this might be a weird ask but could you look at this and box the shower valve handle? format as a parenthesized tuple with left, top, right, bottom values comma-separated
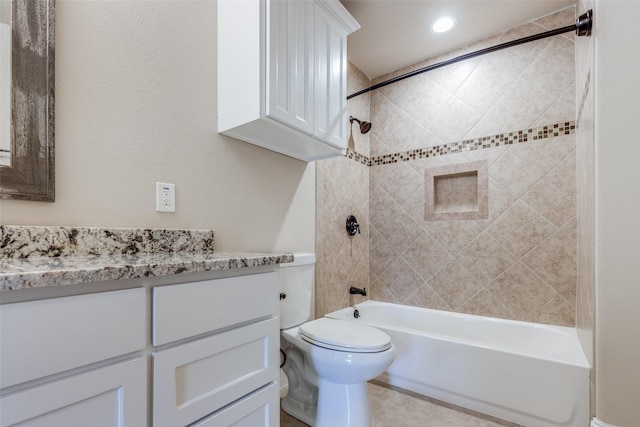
(346, 215, 361, 236)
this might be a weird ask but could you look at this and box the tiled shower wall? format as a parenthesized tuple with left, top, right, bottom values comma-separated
(317, 7, 578, 326)
(315, 62, 371, 317)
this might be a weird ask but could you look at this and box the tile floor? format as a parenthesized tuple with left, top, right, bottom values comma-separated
(280, 381, 522, 427)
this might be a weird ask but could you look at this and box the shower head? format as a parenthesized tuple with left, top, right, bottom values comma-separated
(349, 116, 372, 134)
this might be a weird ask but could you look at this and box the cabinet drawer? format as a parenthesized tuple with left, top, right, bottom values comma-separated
(152, 318, 279, 427)
(0, 288, 146, 389)
(152, 272, 277, 346)
(0, 357, 147, 427)
(191, 382, 279, 427)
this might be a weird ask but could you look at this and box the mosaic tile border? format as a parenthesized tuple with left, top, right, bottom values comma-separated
(345, 121, 576, 167)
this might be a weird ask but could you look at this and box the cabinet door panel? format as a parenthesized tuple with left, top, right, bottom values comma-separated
(314, 2, 348, 149)
(153, 318, 279, 427)
(153, 272, 277, 346)
(0, 357, 147, 427)
(267, 0, 314, 134)
(191, 383, 279, 427)
(0, 288, 146, 389)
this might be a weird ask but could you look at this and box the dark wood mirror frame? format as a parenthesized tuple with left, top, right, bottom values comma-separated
(0, 0, 55, 202)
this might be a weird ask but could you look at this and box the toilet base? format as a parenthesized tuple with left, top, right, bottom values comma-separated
(315, 379, 371, 427)
(281, 396, 316, 426)
(281, 346, 318, 425)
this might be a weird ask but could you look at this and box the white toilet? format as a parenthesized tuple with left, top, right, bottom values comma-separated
(279, 253, 395, 427)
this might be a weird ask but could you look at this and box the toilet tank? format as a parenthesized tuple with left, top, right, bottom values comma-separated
(279, 253, 316, 329)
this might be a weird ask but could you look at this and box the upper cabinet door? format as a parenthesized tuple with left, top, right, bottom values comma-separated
(267, 0, 314, 135)
(314, 2, 348, 149)
(218, 0, 359, 162)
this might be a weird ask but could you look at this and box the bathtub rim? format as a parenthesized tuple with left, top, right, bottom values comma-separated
(326, 300, 590, 369)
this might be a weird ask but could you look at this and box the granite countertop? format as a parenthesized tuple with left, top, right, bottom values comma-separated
(0, 226, 294, 291)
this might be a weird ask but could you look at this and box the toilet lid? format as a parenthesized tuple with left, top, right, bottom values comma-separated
(299, 318, 392, 353)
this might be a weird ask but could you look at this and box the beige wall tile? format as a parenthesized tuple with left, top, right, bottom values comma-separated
(489, 144, 555, 197)
(483, 77, 557, 131)
(379, 257, 426, 303)
(370, 274, 399, 303)
(428, 97, 483, 143)
(487, 200, 556, 257)
(371, 161, 423, 207)
(456, 231, 517, 284)
(369, 226, 399, 277)
(454, 60, 519, 114)
(404, 284, 451, 311)
(422, 220, 484, 256)
(522, 149, 577, 227)
(428, 260, 484, 309)
(521, 37, 575, 97)
(528, 133, 576, 163)
(534, 5, 576, 41)
(379, 73, 451, 130)
(487, 261, 559, 320)
(402, 231, 453, 282)
(522, 230, 577, 301)
(370, 187, 422, 255)
(474, 177, 518, 229)
(458, 289, 513, 319)
(560, 216, 578, 241)
(427, 58, 480, 94)
(529, 295, 575, 326)
(486, 23, 551, 75)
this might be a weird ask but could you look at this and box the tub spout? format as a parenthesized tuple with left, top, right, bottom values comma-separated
(350, 286, 367, 296)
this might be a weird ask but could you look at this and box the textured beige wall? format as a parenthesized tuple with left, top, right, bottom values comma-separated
(593, 1, 640, 425)
(368, 8, 578, 326)
(0, 1, 315, 253)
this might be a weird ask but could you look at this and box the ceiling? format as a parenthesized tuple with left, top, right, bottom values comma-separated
(340, 0, 576, 79)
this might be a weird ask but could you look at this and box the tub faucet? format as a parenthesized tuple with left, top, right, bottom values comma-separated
(349, 286, 367, 296)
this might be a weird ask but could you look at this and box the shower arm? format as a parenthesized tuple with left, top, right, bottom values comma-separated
(347, 10, 593, 100)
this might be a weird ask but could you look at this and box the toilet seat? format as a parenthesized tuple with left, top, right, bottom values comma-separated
(299, 318, 392, 353)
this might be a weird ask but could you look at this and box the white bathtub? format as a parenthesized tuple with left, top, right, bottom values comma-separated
(326, 301, 590, 427)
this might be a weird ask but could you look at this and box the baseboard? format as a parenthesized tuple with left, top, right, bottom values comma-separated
(592, 418, 617, 427)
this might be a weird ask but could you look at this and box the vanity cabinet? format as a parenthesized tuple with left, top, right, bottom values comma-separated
(0, 270, 280, 427)
(0, 358, 147, 427)
(151, 272, 280, 427)
(0, 288, 148, 427)
(218, 0, 360, 162)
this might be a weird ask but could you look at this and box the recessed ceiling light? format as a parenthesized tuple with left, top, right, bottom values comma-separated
(432, 16, 456, 33)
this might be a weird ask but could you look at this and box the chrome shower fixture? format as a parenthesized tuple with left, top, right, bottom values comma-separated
(349, 116, 372, 134)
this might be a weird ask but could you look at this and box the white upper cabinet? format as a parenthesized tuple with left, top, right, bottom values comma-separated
(314, 2, 349, 148)
(218, 0, 359, 162)
(267, 0, 314, 135)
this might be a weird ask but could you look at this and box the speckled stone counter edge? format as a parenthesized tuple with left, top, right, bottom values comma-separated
(0, 225, 215, 258)
(0, 226, 294, 291)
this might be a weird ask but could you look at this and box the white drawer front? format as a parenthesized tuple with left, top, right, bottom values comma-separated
(152, 318, 279, 427)
(0, 288, 146, 389)
(191, 383, 279, 427)
(152, 272, 277, 346)
(0, 357, 147, 427)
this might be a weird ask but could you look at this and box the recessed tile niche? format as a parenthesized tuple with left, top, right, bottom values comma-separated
(425, 160, 488, 220)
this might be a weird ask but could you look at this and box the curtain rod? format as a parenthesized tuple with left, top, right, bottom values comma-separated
(347, 9, 593, 100)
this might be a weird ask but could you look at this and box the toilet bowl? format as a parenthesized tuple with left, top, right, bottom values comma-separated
(279, 254, 395, 427)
